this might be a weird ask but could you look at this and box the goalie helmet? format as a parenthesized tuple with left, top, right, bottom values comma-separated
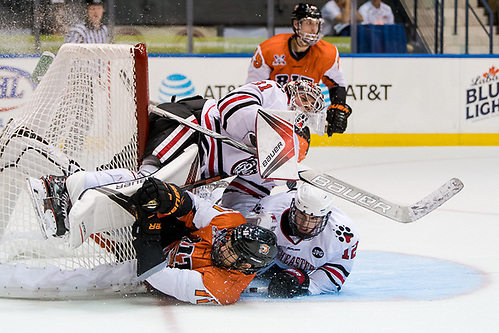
(289, 183, 334, 240)
(291, 3, 324, 46)
(212, 223, 277, 275)
(283, 80, 326, 135)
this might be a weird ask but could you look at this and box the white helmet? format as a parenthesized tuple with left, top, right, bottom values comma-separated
(289, 183, 334, 239)
(283, 80, 326, 135)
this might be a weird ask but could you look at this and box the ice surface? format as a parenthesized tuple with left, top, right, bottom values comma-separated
(1, 146, 498, 333)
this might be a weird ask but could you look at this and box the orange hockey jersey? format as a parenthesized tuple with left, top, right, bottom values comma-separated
(247, 33, 346, 89)
(145, 196, 254, 305)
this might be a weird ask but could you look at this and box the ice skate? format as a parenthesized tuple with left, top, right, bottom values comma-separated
(26, 175, 71, 238)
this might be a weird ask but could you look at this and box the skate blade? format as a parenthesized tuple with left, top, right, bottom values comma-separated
(25, 177, 57, 239)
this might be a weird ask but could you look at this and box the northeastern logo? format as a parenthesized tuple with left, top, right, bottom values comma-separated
(231, 157, 258, 176)
(466, 65, 499, 121)
(0, 66, 37, 113)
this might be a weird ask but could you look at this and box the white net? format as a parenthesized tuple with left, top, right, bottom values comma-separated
(0, 43, 148, 298)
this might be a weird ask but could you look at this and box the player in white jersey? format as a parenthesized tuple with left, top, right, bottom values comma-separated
(28, 80, 326, 237)
(249, 182, 359, 297)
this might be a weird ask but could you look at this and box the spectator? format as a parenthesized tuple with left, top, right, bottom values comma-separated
(64, 0, 111, 43)
(41, 0, 69, 35)
(358, 0, 395, 25)
(321, 0, 363, 36)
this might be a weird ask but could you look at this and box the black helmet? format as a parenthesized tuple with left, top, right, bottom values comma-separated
(291, 4, 324, 46)
(212, 223, 278, 275)
(291, 3, 322, 21)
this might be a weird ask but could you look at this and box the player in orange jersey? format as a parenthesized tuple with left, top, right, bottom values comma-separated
(247, 3, 352, 136)
(130, 177, 278, 305)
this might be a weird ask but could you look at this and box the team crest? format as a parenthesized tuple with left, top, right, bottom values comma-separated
(259, 244, 271, 255)
(231, 157, 258, 176)
(272, 54, 286, 66)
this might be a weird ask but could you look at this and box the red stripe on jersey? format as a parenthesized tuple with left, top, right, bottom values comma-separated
(218, 95, 252, 114)
(156, 117, 198, 160)
(322, 265, 346, 284)
(229, 181, 262, 198)
(204, 105, 217, 177)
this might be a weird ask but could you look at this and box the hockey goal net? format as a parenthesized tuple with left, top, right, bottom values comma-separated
(0, 43, 149, 298)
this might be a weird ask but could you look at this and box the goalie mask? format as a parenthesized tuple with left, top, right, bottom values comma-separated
(291, 3, 324, 46)
(289, 183, 334, 240)
(283, 80, 326, 135)
(212, 223, 277, 275)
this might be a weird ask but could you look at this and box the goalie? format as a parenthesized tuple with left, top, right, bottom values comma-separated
(27, 79, 326, 240)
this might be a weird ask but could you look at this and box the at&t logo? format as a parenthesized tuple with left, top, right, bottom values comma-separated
(158, 74, 195, 102)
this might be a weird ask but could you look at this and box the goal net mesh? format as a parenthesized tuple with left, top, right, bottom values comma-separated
(0, 43, 148, 298)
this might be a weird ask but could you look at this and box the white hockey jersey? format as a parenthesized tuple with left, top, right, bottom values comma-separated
(254, 189, 359, 295)
(199, 80, 293, 213)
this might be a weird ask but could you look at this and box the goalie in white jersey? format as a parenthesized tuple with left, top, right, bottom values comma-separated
(27, 79, 327, 239)
(250, 182, 359, 297)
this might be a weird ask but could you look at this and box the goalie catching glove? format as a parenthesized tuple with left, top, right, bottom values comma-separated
(268, 268, 310, 298)
(326, 103, 352, 136)
(131, 177, 192, 217)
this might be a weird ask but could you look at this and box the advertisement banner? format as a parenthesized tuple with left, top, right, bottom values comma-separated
(2, 54, 498, 145)
(0, 57, 38, 129)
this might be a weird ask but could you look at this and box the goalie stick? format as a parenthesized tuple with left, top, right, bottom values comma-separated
(149, 105, 464, 223)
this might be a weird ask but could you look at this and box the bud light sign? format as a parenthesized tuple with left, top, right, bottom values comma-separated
(466, 66, 499, 121)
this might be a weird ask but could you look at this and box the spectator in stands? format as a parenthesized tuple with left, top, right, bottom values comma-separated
(64, 0, 111, 43)
(321, 0, 363, 36)
(41, 0, 69, 35)
(358, 0, 395, 25)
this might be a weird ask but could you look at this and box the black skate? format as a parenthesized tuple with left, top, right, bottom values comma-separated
(26, 175, 72, 238)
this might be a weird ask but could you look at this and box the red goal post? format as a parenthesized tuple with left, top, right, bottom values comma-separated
(0, 43, 149, 299)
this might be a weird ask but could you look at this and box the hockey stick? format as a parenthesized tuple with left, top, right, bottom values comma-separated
(149, 105, 257, 155)
(31, 51, 55, 84)
(299, 170, 464, 223)
(149, 105, 464, 223)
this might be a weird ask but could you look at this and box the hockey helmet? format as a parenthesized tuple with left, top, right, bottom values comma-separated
(212, 223, 277, 275)
(289, 183, 334, 239)
(291, 3, 324, 46)
(283, 80, 326, 135)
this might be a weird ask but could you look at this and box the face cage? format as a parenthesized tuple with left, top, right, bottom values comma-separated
(288, 83, 326, 135)
(288, 200, 330, 240)
(295, 18, 325, 46)
(211, 230, 259, 275)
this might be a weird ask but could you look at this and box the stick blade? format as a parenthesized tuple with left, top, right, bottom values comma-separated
(407, 178, 464, 222)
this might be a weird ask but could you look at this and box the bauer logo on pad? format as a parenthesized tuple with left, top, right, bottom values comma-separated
(256, 109, 298, 180)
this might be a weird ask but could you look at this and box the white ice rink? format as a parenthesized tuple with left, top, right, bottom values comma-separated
(1, 146, 498, 332)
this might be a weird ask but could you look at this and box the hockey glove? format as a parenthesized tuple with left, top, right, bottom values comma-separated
(326, 103, 352, 136)
(132, 213, 162, 241)
(268, 268, 310, 298)
(131, 178, 191, 216)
